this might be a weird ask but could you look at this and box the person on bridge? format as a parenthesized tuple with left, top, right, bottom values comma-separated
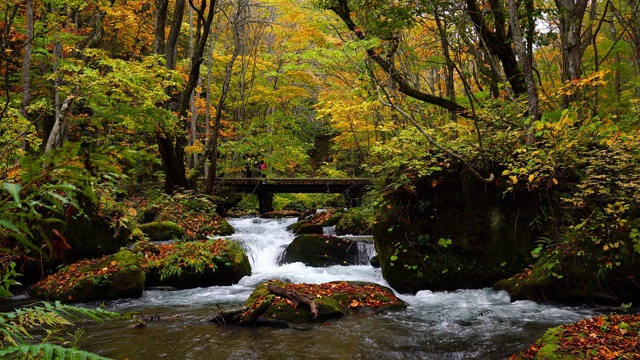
(258, 160, 266, 177)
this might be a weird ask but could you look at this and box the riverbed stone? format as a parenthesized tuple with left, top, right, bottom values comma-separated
(140, 239, 251, 289)
(31, 249, 145, 303)
(138, 221, 186, 241)
(280, 234, 361, 267)
(245, 280, 406, 324)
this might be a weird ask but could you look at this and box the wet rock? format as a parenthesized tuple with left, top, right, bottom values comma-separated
(494, 240, 640, 305)
(138, 221, 186, 241)
(140, 239, 251, 289)
(260, 210, 300, 219)
(373, 174, 537, 294)
(280, 234, 362, 267)
(370, 255, 380, 268)
(286, 208, 344, 235)
(243, 280, 406, 324)
(195, 218, 235, 239)
(31, 250, 145, 303)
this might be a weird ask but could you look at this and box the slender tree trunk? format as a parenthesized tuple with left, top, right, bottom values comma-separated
(434, 9, 457, 122)
(507, 0, 538, 144)
(45, 41, 70, 152)
(20, 0, 34, 120)
(555, 0, 591, 107)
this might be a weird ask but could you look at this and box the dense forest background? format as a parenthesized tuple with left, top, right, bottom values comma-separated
(2, 0, 640, 295)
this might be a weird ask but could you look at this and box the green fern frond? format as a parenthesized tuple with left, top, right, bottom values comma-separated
(0, 343, 111, 360)
(1, 302, 119, 352)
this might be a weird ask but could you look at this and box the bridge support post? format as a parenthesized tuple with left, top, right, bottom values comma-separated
(258, 191, 274, 213)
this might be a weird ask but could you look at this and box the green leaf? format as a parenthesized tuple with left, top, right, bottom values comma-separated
(2, 182, 22, 203)
(0, 219, 20, 233)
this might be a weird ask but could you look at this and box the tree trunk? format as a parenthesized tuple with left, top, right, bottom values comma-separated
(45, 41, 70, 152)
(507, 0, 538, 144)
(19, 0, 34, 120)
(555, 0, 591, 107)
(153, 0, 168, 54)
(434, 9, 457, 122)
(465, 0, 527, 96)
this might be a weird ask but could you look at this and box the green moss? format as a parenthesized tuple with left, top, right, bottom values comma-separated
(141, 239, 251, 289)
(138, 221, 185, 241)
(244, 280, 406, 324)
(31, 250, 145, 303)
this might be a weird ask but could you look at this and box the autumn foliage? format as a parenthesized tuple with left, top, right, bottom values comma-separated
(514, 314, 640, 359)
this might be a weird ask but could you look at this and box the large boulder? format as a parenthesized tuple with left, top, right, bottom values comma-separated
(139, 239, 251, 289)
(138, 221, 185, 241)
(280, 234, 364, 267)
(31, 249, 145, 303)
(61, 200, 131, 260)
(373, 174, 539, 294)
(244, 280, 406, 324)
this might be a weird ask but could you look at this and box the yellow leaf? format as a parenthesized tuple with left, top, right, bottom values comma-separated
(502, 170, 510, 176)
(603, 245, 609, 251)
(528, 174, 535, 183)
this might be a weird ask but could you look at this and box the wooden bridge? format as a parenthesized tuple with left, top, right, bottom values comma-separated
(213, 178, 373, 213)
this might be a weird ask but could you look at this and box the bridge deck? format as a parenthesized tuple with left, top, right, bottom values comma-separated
(213, 178, 372, 194)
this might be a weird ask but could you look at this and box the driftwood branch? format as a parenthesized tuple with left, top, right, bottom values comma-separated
(267, 284, 318, 318)
(237, 295, 274, 326)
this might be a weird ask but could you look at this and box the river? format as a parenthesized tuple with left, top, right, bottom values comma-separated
(77, 216, 606, 359)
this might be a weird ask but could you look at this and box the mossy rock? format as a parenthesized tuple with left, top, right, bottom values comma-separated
(335, 209, 372, 235)
(294, 221, 324, 235)
(211, 186, 243, 215)
(512, 314, 640, 359)
(59, 200, 130, 261)
(335, 220, 371, 236)
(196, 218, 235, 239)
(373, 174, 538, 293)
(138, 221, 186, 241)
(31, 250, 145, 303)
(245, 280, 406, 324)
(280, 234, 361, 267)
(141, 239, 251, 289)
(494, 239, 640, 304)
(287, 209, 345, 235)
(260, 210, 300, 219)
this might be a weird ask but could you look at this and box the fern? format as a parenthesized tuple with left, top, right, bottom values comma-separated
(1, 302, 118, 359)
(0, 343, 111, 360)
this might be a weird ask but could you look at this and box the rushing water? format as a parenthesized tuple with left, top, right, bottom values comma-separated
(77, 217, 605, 359)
